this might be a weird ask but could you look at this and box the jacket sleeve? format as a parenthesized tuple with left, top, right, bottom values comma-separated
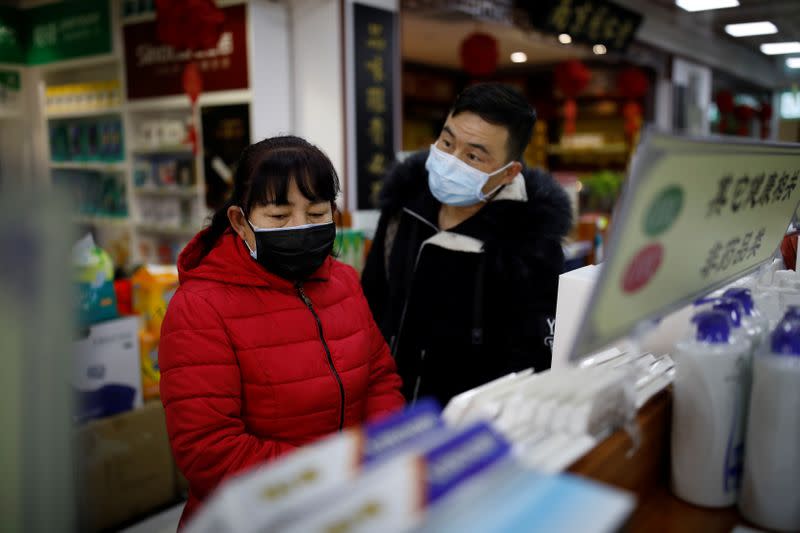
(363, 312, 405, 420)
(361, 209, 392, 327)
(159, 289, 295, 501)
(497, 238, 564, 373)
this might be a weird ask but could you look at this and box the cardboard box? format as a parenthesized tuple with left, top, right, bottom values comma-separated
(73, 316, 143, 423)
(75, 401, 177, 532)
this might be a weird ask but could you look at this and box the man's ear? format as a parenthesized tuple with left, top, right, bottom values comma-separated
(503, 161, 523, 184)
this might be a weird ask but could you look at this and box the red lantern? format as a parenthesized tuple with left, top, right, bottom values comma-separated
(459, 33, 499, 77)
(554, 60, 591, 137)
(758, 102, 773, 139)
(617, 67, 649, 100)
(716, 90, 734, 134)
(734, 104, 755, 136)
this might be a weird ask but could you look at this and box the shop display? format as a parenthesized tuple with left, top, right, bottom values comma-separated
(134, 118, 189, 150)
(50, 116, 124, 162)
(45, 81, 122, 115)
(75, 401, 176, 532)
(739, 314, 800, 532)
(72, 315, 142, 424)
(335, 229, 366, 272)
(140, 329, 160, 401)
(73, 233, 119, 327)
(134, 154, 196, 189)
(54, 170, 128, 218)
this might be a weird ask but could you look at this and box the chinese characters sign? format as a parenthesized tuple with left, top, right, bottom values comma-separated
(354, 3, 397, 209)
(524, 0, 642, 53)
(571, 131, 800, 360)
(0, 1, 110, 65)
(123, 4, 248, 100)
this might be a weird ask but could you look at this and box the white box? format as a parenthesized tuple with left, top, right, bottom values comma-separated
(552, 264, 600, 369)
(73, 316, 142, 423)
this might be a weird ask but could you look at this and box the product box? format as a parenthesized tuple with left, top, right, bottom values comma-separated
(140, 329, 160, 400)
(75, 401, 177, 532)
(132, 265, 179, 336)
(552, 264, 600, 368)
(73, 316, 143, 423)
(186, 400, 443, 533)
(74, 234, 119, 328)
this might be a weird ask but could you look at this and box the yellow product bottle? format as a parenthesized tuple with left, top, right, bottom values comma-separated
(140, 329, 161, 400)
(132, 265, 179, 336)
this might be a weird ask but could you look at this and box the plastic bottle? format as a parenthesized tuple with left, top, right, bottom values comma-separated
(738, 317, 800, 532)
(722, 288, 768, 349)
(671, 310, 752, 507)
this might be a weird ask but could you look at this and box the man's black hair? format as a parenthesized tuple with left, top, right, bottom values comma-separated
(450, 82, 537, 162)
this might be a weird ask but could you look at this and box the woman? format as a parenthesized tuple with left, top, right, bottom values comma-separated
(159, 136, 404, 527)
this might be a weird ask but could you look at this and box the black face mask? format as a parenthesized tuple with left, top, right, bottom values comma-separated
(245, 219, 336, 282)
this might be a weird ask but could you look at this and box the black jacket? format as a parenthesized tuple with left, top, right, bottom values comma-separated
(361, 150, 573, 407)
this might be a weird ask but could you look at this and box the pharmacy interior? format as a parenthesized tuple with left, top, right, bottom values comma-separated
(1, 0, 800, 531)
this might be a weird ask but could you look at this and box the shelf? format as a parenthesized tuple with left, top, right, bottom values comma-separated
(39, 54, 119, 74)
(136, 223, 201, 237)
(50, 161, 127, 172)
(72, 215, 131, 228)
(125, 90, 252, 112)
(47, 107, 123, 120)
(121, 13, 156, 25)
(133, 186, 201, 197)
(132, 146, 194, 155)
(547, 144, 629, 155)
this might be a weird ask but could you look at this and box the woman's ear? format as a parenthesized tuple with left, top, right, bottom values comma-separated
(227, 206, 250, 242)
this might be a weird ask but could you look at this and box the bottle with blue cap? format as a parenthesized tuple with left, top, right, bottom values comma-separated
(671, 309, 752, 507)
(722, 288, 768, 349)
(738, 315, 800, 531)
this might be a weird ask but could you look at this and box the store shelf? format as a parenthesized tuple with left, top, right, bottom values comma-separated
(39, 54, 119, 74)
(547, 144, 629, 155)
(131, 146, 194, 155)
(46, 107, 123, 120)
(121, 13, 156, 25)
(72, 215, 131, 228)
(136, 223, 201, 237)
(133, 186, 201, 198)
(125, 90, 252, 112)
(50, 161, 127, 172)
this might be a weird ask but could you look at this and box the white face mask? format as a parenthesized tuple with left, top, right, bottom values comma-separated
(425, 144, 514, 207)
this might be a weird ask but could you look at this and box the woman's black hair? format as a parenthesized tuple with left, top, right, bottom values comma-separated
(199, 135, 341, 259)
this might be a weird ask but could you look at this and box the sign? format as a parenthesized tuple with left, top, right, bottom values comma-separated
(123, 4, 248, 100)
(27, 0, 111, 65)
(571, 131, 800, 360)
(524, 0, 642, 53)
(354, 3, 398, 209)
(0, 69, 21, 109)
(0, 7, 25, 64)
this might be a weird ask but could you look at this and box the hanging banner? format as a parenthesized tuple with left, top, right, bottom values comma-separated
(354, 3, 398, 209)
(571, 131, 800, 360)
(523, 0, 642, 53)
(123, 4, 248, 100)
(0, 1, 111, 66)
(27, 0, 111, 65)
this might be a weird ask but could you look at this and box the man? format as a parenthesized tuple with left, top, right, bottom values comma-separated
(362, 82, 573, 406)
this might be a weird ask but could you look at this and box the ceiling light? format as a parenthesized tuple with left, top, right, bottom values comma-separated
(558, 33, 572, 44)
(761, 42, 800, 55)
(676, 0, 739, 12)
(592, 44, 607, 55)
(725, 21, 777, 37)
(510, 52, 527, 63)
(787, 57, 800, 69)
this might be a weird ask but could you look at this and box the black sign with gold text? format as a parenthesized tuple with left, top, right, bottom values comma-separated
(354, 3, 397, 209)
(523, 0, 642, 53)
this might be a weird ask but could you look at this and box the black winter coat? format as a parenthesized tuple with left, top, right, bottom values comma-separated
(361, 150, 573, 407)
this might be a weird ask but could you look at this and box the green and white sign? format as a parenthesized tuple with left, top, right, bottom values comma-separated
(571, 130, 800, 360)
(0, 0, 110, 66)
(0, 6, 25, 64)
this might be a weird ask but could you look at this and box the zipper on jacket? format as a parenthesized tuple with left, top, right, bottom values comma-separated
(297, 284, 345, 431)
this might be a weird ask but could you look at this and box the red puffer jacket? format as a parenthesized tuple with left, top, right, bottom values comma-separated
(159, 229, 404, 527)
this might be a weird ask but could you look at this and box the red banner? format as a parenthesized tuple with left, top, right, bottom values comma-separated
(123, 4, 248, 100)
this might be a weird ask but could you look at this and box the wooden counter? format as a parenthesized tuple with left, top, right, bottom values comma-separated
(568, 390, 753, 533)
